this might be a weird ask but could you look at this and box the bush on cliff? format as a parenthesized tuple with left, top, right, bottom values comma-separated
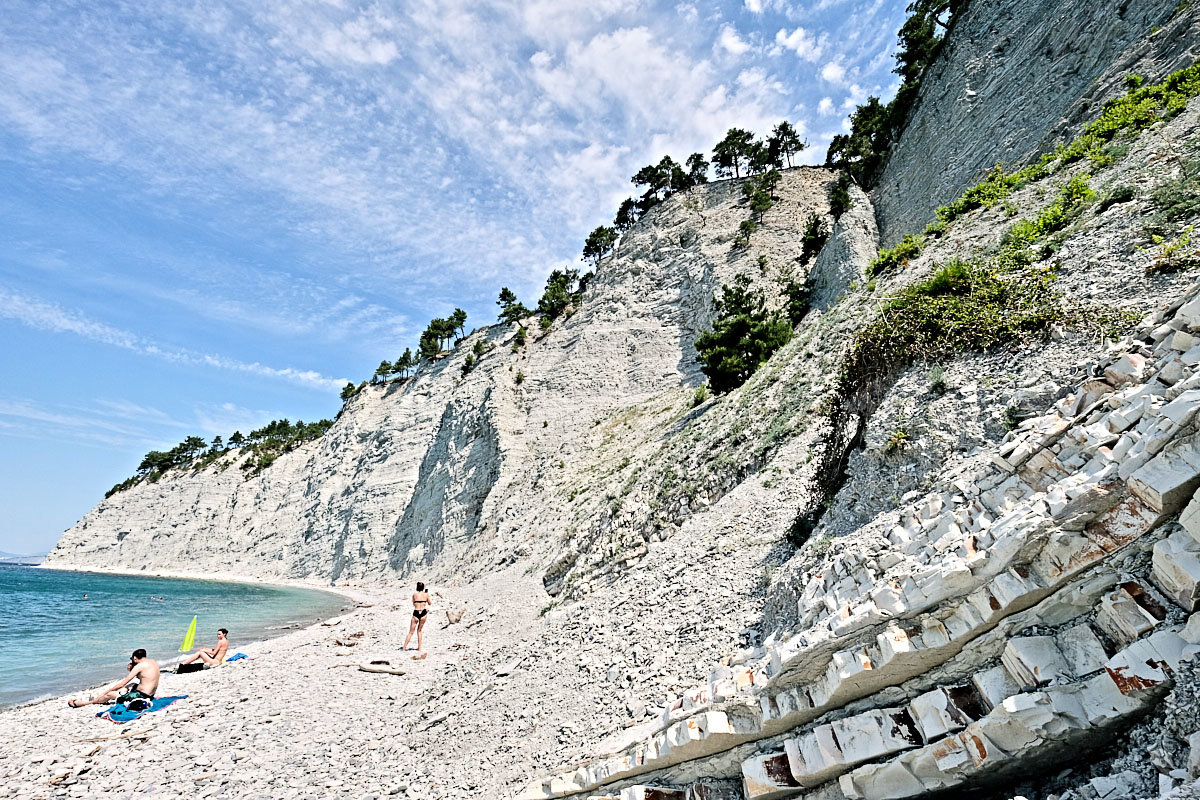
(695, 273, 793, 394)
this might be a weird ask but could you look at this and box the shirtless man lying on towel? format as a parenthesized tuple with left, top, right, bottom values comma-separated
(69, 649, 160, 707)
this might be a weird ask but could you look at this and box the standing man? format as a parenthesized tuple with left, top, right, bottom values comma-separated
(68, 649, 159, 707)
(177, 628, 229, 670)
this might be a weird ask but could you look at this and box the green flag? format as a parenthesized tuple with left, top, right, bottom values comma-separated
(179, 615, 197, 652)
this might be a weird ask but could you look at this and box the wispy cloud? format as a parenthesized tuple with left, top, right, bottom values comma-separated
(0, 288, 347, 392)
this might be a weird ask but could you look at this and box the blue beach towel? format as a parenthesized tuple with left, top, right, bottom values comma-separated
(96, 695, 187, 724)
(226, 652, 249, 662)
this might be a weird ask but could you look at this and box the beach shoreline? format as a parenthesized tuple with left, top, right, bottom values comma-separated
(0, 574, 523, 799)
(2, 566, 362, 713)
(36, 559, 355, 593)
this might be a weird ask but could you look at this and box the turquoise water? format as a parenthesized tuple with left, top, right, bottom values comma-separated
(0, 565, 349, 708)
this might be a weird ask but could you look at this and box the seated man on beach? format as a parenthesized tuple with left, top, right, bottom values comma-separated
(68, 649, 159, 708)
(178, 628, 229, 669)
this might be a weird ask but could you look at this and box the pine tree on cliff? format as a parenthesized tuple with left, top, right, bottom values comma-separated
(497, 287, 531, 326)
(372, 360, 393, 383)
(713, 128, 756, 178)
(395, 348, 414, 378)
(418, 328, 440, 360)
(449, 308, 468, 340)
(685, 152, 710, 185)
(694, 273, 792, 393)
(582, 225, 618, 265)
(614, 198, 639, 232)
(769, 121, 806, 168)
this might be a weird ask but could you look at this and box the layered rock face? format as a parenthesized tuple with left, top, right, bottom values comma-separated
(46, 169, 842, 583)
(871, 0, 1194, 245)
(519, 284, 1200, 800)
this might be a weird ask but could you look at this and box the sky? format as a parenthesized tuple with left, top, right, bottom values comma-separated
(0, 0, 909, 555)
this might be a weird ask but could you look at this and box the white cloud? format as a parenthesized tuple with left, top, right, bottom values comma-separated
(842, 83, 868, 108)
(309, 11, 400, 65)
(0, 288, 347, 392)
(718, 24, 751, 56)
(774, 27, 824, 62)
(821, 61, 846, 84)
(818, 96, 834, 115)
(745, 0, 792, 12)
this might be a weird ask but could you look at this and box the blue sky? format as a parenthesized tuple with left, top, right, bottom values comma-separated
(0, 0, 908, 554)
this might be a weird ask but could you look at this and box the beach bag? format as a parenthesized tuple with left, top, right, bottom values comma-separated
(176, 663, 205, 674)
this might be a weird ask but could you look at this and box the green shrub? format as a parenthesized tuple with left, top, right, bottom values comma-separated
(692, 384, 709, 407)
(1147, 159, 1200, 233)
(843, 260, 1068, 389)
(781, 275, 813, 326)
(927, 365, 947, 394)
(105, 476, 139, 499)
(884, 428, 911, 454)
(800, 213, 830, 262)
(935, 160, 1051, 225)
(1002, 174, 1095, 249)
(734, 219, 758, 247)
(829, 174, 853, 218)
(695, 273, 793, 393)
(869, 234, 924, 277)
(1148, 226, 1200, 273)
(1058, 63, 1200, 165)
(515, 370, 525, 385)
(923, 219, 948, 238)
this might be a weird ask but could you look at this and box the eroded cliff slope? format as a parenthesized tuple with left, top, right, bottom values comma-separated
(42, 2, 1200, 798)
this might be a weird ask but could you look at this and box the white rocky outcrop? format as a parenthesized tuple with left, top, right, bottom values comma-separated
(45, 169, 840, 585)
(521, 281, 1200, 799)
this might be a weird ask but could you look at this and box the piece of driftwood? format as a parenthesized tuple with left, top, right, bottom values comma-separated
(358, 665, 406, 675)
(72, 729, 152, 744)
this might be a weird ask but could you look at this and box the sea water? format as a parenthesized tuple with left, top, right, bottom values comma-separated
(0, 565, 348, 708)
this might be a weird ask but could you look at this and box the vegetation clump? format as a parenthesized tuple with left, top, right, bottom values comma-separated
(935, 161, 1050, 224)
(1149, 226, 1200, 273)
(869, 233, 925, 277)
(1002, 174, 1095, 250)
(800, 213, 829, 263)
(843, 260, 1067, 393)
(829, 173, 854, 218)
(1096, 184, 1136, 215)
(537, 268, 589, 328)
(1056, 63, 1200, 165)
(1147, 159, 1200, 234)
(695, 273, 793, 394)
(108, 417, 334, 496)
(238, 419, 334, 476)
(826, 0, 967, 186)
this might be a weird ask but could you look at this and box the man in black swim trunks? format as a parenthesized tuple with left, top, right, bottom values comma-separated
(69, 649, 159, 707)
(402, 581, 431, 652)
